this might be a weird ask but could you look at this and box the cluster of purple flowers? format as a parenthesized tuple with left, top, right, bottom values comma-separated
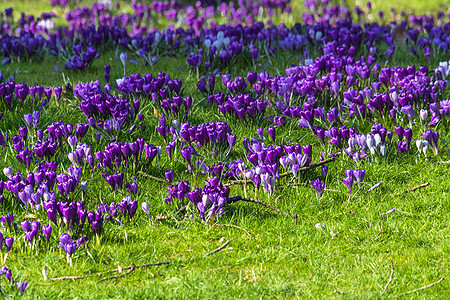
(0, 266, 27, 294)
(0, 81, 55, 110)
(64, 45, 99, 70)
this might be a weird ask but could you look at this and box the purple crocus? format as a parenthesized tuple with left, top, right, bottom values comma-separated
(17, 281, 27, 294)
(165, 170, 174, 183)
(343, 176, 354, 196)
(42, 224, 52, 244)
(310, 178, 325, 198)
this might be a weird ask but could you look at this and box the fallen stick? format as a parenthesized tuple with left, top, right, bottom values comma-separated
(50, 241, 230, 281)
(382, 261, 394, 294)
(138, 171, 166, 183)
(96, 263, 135, 283)
(367, 222, 383, 242)
(214, 224, 252, 238)
(235, 197, 292, 217)
(391, 277, 445, 298)
(226, 157, 336, 186)
(203, 240, 230, 258)
(392, 182, 430, 196)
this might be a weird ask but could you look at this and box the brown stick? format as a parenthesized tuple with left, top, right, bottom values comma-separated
(239, 197, 292, 217)
(367, 222, 383, 242)
(382, 261, 394, 294)
(50, 241, 230, 281)
(203, 240, 230, 258)
(96, 263, 135, 283)
(138, 171, 166, 183)
(226, 157, 336, 186)
(391, 277, 445, 298)
(214, 224, 252, 238)
(392, 182, 430, 196)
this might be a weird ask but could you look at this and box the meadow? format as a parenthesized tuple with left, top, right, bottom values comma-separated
(0, 0, 449, 298)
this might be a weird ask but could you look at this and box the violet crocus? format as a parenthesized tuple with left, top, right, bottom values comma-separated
(165, 170, 174, 183)
(17, 281, 27, 294)
(343, 175, 354, 197)
(60, 233, 76, 266)
(401, 105, 415, 126)
(268, 127, 276, 142)
(120, 52, 127, 75)
(353, 169, 366, 186)
(42, 224, 52, 244)
(310, 178, 325, 198)
(422, 130, 439, 155)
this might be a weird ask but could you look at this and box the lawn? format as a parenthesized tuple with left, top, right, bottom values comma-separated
(0, 0, 449, 299)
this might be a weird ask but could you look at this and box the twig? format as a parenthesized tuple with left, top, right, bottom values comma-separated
(203, 240, 230, 258)
(50, 242, 230, 281)
(96, 263, 135, 283)
(391, 277, 445, 298)
(137, 171, 166, 183)
(176, 204, 189, 214)
(226, 158, 336, 186)
(235, 197, 292, 217)
(214, 224, 252, 238)
(382, 261, 394, 294)
(367, 221, 383, 241)
(392, 182, 430, 196)
(134, 261, 173, 269)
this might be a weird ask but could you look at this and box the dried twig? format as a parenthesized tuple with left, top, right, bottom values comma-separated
(214, 223, 252, 238)
(392, 182, 430, 196)
(176, 204, 189, 214)
(203, 240, 230, 258)
(137, 171, 166, 183)
(367, 221, 383, 242)
(96, 263, 135, 283)
(382, 261, 394, 294)
(226, 158, 336, 186)
(50, 241, 230, 281)
(358, 217, 373, 227)
(234, 197, 292, 217)
(391, 277, 445, 298)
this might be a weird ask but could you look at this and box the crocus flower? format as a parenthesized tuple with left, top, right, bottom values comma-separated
(142, 202, 150, 216)
(353, 169, 366, 186)
(42, 224, 52, 244)
(310, 178, 325, 198)
(17, 281, 27, 294)
(422, 130, 439, 155)
(120, 52, 127, 75)
(343, 176, 354, 196)
(165, 170, 174, 183)
(268, 127, 276, 142)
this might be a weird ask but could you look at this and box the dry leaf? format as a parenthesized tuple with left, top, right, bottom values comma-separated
(24, 214, 37, 220)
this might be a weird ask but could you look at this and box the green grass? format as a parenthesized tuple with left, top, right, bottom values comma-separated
(0, 0, 449, 299)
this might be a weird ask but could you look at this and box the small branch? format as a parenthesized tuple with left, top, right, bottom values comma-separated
(50, 242, 230, 281)
(214, 224, 252, 238)
(244, 197, 292, 217)
(358, 217, 373, 227)
(137, 171, 166, 183)
(279, 157, 336, 179)
(392, 182, 430, 196)
(367, 222, 383, 242)
(203, 240, 230, 258)
(391, 277, 445, 298)
(134, 261, 173, 269)
(226, 158, 336, 186)
(382, 261, 394, 294)
(176, 204, 189, 214)
(96, 263, 135, 283)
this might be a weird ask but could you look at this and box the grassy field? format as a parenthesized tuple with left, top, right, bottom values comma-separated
(0, 0, 449, 299)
